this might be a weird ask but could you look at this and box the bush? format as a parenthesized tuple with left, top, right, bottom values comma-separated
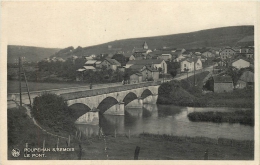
(31, 93, 75, 133)
(187, 110, 254, 126)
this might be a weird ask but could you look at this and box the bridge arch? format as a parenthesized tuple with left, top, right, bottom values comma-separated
(97, 96, 119, 114)
(141, 89, 153, 99)
(123, 92, 138, 106)
(68, 103, 91, 121)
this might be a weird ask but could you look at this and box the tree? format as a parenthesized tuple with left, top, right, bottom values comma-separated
(158, 67, 163, 74)
(226, 66, 239, 85)
(31, 93, 75, 133)
(169, 69, 177, 78)
(184, 68, 189, 79)
(112, 54, 127, 66)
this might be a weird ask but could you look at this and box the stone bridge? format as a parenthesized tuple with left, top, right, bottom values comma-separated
(8, 81, 161, 124)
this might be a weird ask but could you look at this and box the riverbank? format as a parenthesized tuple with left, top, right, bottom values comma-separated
(8, 107, 254, 160)
(157, 72, 254, 108)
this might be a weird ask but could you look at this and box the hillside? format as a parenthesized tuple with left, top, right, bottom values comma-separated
(7, 45, 60, 63)
(53, 25, 253, 59)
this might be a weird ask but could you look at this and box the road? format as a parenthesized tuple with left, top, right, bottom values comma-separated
(162, 65, 214, 82)
(8, 65, 214, 94)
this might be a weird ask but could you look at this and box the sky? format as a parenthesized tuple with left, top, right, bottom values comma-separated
(1, 1, 258, 49)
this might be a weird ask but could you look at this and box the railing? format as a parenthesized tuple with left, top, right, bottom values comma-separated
(60, 81, 161, 100)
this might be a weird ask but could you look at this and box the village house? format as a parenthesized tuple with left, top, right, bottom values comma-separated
(236, 71, 254, 89)
(236, 48, 254, 59)
(129, 72, 143, 84)
(100, 58, 121, 71)
(231, 58, 250, 69)
(141, 66, 159, 81)
(125, 59, 167, 74)
(180, 57, 202, 72)
(123, 52, 135, 61)
(208, 76, 234, 93)
(219, 47, 236, 60)
(95, 61, 102, 68)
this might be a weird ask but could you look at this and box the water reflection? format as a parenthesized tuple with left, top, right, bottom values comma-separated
(75, 104, 254, 140)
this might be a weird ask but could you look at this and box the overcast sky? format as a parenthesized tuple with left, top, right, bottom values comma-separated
(2, 1, 258, 48)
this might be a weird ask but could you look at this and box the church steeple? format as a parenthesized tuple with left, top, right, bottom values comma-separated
(143, 41, 148, 49)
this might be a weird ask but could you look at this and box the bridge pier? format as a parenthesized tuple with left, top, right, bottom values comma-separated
(125, 97, 143, 108)
(143, 94, 158, 104)
(103, 102, 125, 115)
(75, 109, 99, 125)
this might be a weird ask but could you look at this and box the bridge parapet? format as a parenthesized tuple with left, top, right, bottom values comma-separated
(61, 81, 161, 100)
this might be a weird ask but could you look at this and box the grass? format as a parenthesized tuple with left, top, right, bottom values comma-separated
(8, 107, 254, 160)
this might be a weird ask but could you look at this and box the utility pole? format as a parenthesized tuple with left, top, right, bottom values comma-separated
(19, 57, 22, 107)
(194, 59, 196, 87)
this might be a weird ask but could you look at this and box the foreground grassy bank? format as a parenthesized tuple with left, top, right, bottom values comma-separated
(8, 107, 254, 160)
(187, 110, 254, 126)
(157, 72, 254, 108)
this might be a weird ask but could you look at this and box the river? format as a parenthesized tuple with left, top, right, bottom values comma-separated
(76, 104, 254, 140)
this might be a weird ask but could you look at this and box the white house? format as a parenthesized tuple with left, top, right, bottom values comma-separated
(231, 58, 250, 69)
(180, 58, 202, 72)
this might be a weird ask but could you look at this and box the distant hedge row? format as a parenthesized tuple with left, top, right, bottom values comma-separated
(187, 110, 254, 126)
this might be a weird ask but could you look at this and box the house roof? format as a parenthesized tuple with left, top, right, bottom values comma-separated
(85, 60, 97, 64)
(231, 57, 251, 64)
(239, 71, 254, 83)
(133, 52, 145, 57)
(180, 57, 199, 63)
(219, 47, 236, 53)
(104, 58, 121, 65)
(126, 59, 164, 65)
(123, 52, 133, 58)
(95, 61, 102, 64)
(107, 53, 115, 59)
(131, 72, 143, 76)
(83, 66, 96, 70)
(213, 76, 233, 83)
(129, 64, 146, 71)
(77, 68, 86, 72)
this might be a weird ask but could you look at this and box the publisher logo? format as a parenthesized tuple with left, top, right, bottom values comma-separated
(11, 148, 20, 157)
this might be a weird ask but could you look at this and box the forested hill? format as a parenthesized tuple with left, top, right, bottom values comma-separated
(7, 45, 60, 63)
(53, 25, 253, 58)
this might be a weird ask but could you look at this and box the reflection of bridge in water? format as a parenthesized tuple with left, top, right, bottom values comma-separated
(75, 104, 159, 137)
